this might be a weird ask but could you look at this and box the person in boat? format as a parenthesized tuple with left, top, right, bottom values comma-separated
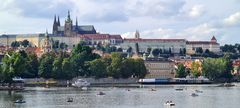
(98, 91, 105, 95)
(67, 98, 73, 102)
(151, 88, 156, 91)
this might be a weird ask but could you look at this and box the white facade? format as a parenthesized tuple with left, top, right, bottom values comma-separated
(120, 38, 186, 54)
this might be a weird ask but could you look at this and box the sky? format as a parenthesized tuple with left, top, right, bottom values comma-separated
(0, 0, 240, 45)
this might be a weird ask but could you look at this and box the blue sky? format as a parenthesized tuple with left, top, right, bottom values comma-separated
(0, 0, 240, 44)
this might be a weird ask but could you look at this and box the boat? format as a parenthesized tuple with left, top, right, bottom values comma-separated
(164, 101, 175, 106)
(138, 76, 212, 85)
(195, 90, 203, 93)
(150, 88, 157, 91)
(175, 88, 184, 91)
(97, 91, 105, 95)
(14, 99, 26, 103)
(190, 93, 198, 97)
(67, 98, 73, 102)
(72, 79, 90, 88)
(217, 83, 235, 87)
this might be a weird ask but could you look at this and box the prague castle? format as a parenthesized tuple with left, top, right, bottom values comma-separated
(0, 11, 220, 55)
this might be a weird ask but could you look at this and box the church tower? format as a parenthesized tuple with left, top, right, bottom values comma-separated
(64, 10, 72, 37)
(52, 15, 58, 35)
(135, 30, 140, 39)
(43, 30, 52, 53)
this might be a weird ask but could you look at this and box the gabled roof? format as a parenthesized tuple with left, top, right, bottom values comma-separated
(211, 36, 217, 41)
(58, 25, 97, 34)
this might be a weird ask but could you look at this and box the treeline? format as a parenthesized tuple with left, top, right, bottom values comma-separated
(0, 43, 147, 85)
(176, 55, 233, 81)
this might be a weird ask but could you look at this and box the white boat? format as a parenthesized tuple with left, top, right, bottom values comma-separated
(72, 79, 90, 88)
(164, 101, 175, 106)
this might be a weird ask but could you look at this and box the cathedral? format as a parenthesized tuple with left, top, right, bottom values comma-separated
(52, 11, 97, 37)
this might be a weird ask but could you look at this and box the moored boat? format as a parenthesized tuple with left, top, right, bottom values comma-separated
(72, 79, 90, 88)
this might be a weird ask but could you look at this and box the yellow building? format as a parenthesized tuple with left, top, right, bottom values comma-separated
(144, 58, 175, 79)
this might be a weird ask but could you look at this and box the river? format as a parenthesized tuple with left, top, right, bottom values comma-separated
(1, 84, 240, 108)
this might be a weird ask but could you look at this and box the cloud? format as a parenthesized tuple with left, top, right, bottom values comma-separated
(224, 12, 240, 26)
(125, 0, 185, 18)
(122, 23, 218, 41)
(0, 0, 73, 19)
(188, 5, 204, 17)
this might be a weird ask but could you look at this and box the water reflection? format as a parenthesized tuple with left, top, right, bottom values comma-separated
(0, 85, 240, 108)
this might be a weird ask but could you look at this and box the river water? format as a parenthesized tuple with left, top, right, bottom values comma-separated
(1, 84, 240, 108)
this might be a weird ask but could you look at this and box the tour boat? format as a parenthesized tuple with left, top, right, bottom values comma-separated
(138, 76, 212, 85)
(72, 79, 90, 88)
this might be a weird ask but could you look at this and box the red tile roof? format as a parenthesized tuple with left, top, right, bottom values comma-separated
(233, 60, 240, 66)
(211, 36, 217, 41)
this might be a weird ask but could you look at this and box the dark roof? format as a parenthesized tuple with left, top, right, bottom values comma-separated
(211, 36, 217, 41)
(80, 34, 122, 40)
(58, 25, 96, 34)
(186, 41, 219, 45)
(124, 38, 186, 42)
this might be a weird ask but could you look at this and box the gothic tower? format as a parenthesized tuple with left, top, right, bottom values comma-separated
(64, 10, 72, 37)
(52, 15, 58, 35)
(57, 16, 61, 26)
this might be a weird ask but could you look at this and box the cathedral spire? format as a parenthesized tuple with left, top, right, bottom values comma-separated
(67, 10, 71, 22)
(57, 16, 60, 26)
(54, 14, 57, 24)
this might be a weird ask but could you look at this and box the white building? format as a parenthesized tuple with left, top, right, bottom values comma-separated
(186, 36, 220, 54)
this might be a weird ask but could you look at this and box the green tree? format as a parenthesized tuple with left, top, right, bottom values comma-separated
(135, 43, 139, 54)
(117, 48, 123, 52)
(52, 57, 63, 79)
(62, 58, 74, 80)
(127, 47, 132, 53)
(190, 61, 201, 77)
(121, 58, 135, 78)
(70, 43, 100, 77)
(24, 53, 39, 78)
(11, 41, 20, 48)
(0, 66, 3, 83)
(183, 48, 186, 55)
(202, 56, 233, 81)
(205, 49, 210, 54)
(1, 52, 26, 86)
(152, 48, 160, 57)
(89, 59, 108, 79)
(147, 47, 152, 54)
(39, 55, 54, 79)
(107, 52, 123, 78)
(176, 64, 187, 78)
(133, 58, 147, 78)
(21, 40, 30, 47)
(196, 47, 203, 54)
